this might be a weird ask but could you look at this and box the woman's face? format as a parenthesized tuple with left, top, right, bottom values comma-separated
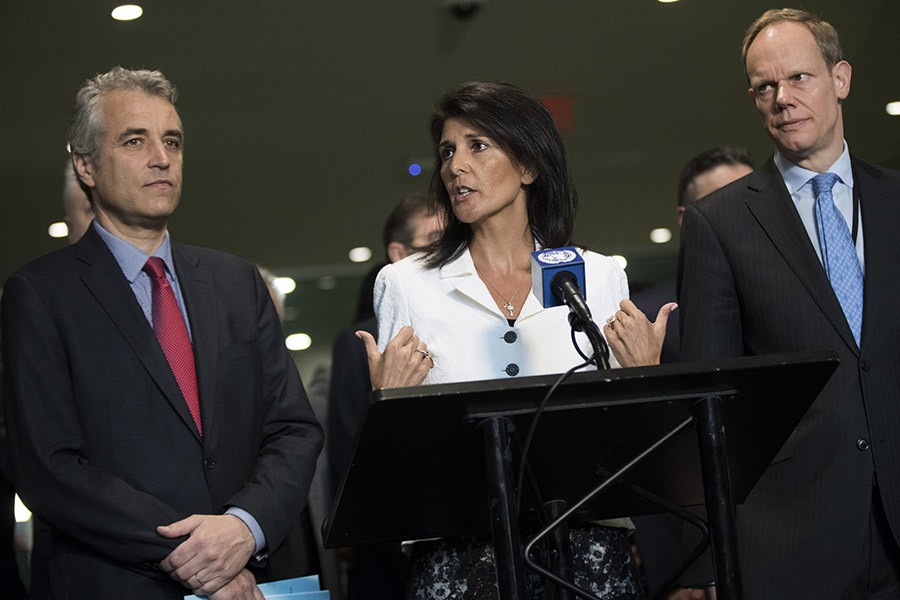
(438, 118, 534, 226)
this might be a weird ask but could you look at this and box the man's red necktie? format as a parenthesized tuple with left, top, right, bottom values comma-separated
(142, 257, 201, 434)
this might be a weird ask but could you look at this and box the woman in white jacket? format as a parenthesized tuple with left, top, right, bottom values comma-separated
(359, 82, 674, 599)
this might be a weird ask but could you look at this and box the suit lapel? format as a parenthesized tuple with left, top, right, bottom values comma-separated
(173, 245, 218, 441)
(76, 229, 203, 436)
(744, 159, 859, 355)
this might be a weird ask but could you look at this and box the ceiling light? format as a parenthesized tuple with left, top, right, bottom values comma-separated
(613, 255, 628, 270)
(650, 227, 673, 244)
(48, 222, 68, 238)
(349, 246, 372, 263)
(285, 333, 312, 351)
(111, 5, 143, 21)
(317, 275, 337, 291)
(886, 101, 900, 116)
(272, 277, 296, 295)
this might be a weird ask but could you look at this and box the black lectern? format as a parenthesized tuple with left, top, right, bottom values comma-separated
(324, 350, 838, 600)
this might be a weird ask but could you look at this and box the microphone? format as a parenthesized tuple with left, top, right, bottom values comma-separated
(530, 247, 586, 309)
(531, 247, 610, 368)
(549, 270, 592, 324)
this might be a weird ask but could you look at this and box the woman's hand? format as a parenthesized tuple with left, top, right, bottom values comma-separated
(603, 299, 677, 367)
(357, 325, 434, 390)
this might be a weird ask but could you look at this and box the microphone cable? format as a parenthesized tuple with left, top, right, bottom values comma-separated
(515, 358, 591, 519)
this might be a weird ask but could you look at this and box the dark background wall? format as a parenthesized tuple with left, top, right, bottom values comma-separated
(3, 0, 898, 375)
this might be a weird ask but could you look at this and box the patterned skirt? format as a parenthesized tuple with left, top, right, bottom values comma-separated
(405, 523, 642, 599)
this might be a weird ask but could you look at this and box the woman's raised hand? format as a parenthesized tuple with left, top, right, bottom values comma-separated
(603, 299, 677, 367)
(357, 325, 434, 390)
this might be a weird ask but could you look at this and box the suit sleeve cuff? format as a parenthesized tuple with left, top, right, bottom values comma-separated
(225, 506, 266, 555)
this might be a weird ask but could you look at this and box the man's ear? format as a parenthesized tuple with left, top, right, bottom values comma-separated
(72, 152, 95, 189)
(387, 241, 408, 264)
(832, 60, 852, 101)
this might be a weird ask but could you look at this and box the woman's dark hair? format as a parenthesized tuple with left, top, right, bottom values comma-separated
(423, 82, 577, 268)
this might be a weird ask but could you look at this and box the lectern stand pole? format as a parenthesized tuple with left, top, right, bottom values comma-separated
(483, 417, 527, 599)
(694, 396, 742, 600)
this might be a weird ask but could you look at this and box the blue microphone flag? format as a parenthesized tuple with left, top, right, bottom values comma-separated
(530, 247, 586, 308)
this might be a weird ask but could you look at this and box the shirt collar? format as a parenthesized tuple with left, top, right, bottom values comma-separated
(773, 140, 854, 194)
(439, 246, 475, 279)
(92, 221, 176, 283)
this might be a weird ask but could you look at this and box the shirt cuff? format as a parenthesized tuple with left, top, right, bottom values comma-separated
(225, 507, 266, 555)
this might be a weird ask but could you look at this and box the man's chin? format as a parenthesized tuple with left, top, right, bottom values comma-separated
(130, 208, 176, 231)
(771, 137, 811, 161)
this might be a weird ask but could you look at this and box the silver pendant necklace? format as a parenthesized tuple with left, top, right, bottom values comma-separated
(480, 274, 522, 317)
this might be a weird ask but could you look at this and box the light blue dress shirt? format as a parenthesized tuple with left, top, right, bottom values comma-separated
(93, 221, 192, 335)
(774, 141, 865, 273)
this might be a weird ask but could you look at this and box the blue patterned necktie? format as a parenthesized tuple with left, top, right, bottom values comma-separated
(812, 172, 864, 346)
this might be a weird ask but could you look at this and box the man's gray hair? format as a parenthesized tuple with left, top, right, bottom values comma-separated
(68, 66, 180, 160)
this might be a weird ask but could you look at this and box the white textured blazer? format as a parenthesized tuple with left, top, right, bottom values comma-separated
(374, 247, 629, 385)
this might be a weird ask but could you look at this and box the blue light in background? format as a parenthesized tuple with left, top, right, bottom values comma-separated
(408, 163, 422, 176)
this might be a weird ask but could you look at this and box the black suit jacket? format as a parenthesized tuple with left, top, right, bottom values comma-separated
(678, 157, 900, 599)
(0, 226, 323, 599)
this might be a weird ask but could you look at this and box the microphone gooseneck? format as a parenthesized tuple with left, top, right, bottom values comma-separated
(550, 271, 592, 323)
(549, 271, 610, 370)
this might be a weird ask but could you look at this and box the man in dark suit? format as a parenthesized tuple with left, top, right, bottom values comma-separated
(0, 67, 323, 599)
(678, 9, 900, 599)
